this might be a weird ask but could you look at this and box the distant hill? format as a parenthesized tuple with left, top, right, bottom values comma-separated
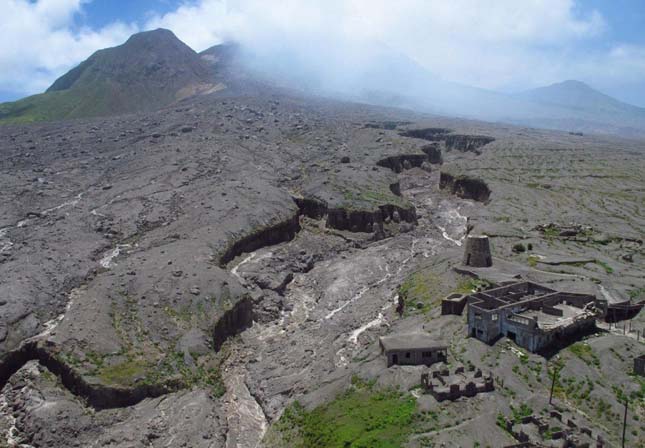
(0, 29, 219, 124)
(517, 80, 645, 114)
(504, 80, 645, 137)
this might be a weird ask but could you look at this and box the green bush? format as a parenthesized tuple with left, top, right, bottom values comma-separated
(512, 243, 526, 253)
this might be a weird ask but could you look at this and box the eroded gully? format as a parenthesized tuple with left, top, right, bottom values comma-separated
(220, 173, 472, 447)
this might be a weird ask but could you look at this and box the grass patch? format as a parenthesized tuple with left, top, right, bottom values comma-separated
(94, 350, 224, 396)
(341, 186, 409, 210)
(511, 403, 533, 423)
(569, 342, 600, 368)
(97, 358, 151, 387)
(398, 270, 442, 314)
(271, 377, 417, 448)
(594, 260, 614, 274)
(628, 287, 645, 300)
(454, 276, 491, 294)
(542, 226, 560, 241)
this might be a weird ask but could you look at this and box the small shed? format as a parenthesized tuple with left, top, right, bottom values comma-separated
(379, 332, 448, 367)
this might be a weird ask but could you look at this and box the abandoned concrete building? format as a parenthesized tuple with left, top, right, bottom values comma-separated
(420, 364, 494, 402)
(465, 282, 607, 353)
(379, 333, 447, 367)
(463, 234, 492, 267)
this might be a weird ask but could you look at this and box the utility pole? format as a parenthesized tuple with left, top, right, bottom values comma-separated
(549, 364, 558, 405)
(622, 399, 628, 448)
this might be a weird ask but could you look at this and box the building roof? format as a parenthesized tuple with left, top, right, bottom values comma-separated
(379, 333, 447, 352)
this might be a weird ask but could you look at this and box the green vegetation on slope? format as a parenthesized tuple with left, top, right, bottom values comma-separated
(397, 272, 489, 316)
(568, 342, 600, 368)
(269, 377, 417, 448)
(398, 270, 443, 314)
(0, 89, 88, 124)
(0, 29, 213, 124)
(340, 184, 411, 210)
(0, 80, 178, 124)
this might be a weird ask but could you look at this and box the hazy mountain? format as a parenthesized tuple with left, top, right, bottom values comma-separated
(2, 29, 645, 138)
(517, 80, 645, 114)
(229, 38, 645, 137)
(507, 80, 645, 136)
(0, 29, 219, 124)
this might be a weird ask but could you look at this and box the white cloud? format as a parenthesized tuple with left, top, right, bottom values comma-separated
(2, 0, 645, 103)
(142, 0, 624, 92)
(0, 0, 136, 97)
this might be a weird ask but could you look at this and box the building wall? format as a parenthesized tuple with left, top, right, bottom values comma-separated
(467, 305, 501, 343)
(500, 316, 542, 352)
(441, 295, 467, 315)
(386, 348, 446, 367)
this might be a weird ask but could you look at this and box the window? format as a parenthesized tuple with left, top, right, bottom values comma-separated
(492, 314, 498, 321)
(422, 351, 433, 358)
(405, 352, 411, 358)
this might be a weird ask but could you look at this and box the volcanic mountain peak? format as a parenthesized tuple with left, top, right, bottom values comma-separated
(0, 28, 218, 123)
(47, 28, 209, 93)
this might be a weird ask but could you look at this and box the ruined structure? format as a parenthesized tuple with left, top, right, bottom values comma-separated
(605, 299, 644, 323)
(635, 354, 645, 376)
(379, 333, 447, 367)
(463, 235, 492, 267)
(420, 364, 494, 402)
(501, 409, 606, 448)
(466, 282, 606, 353)
(441, 293, 468, 315)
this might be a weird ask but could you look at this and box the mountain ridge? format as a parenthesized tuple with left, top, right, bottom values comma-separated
(0, 29, 218, 123)
(2, 30, 645, 138)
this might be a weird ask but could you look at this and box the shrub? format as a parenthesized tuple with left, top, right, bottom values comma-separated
(512, 243, 526, 253)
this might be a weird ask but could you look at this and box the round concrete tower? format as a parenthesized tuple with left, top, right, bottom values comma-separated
(463, 235, 492, 267)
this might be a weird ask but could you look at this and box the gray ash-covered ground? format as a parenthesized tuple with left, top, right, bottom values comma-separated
(0, 90, 643, 447)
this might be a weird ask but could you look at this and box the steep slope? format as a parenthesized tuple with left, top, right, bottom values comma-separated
(0, 29, 218, 124)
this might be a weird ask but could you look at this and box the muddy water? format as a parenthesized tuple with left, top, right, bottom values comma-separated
(0, 363, 39, 448)
(223, 366, 268, 448)
(0, 228, 12, 254)
(99, 244, 132, 269)
(433, 199, 468, 246)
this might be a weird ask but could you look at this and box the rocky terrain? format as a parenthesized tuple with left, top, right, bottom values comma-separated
(0, 32, 644, 448)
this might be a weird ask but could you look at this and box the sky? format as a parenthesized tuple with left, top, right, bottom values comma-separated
(2, 0, 645, 106)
